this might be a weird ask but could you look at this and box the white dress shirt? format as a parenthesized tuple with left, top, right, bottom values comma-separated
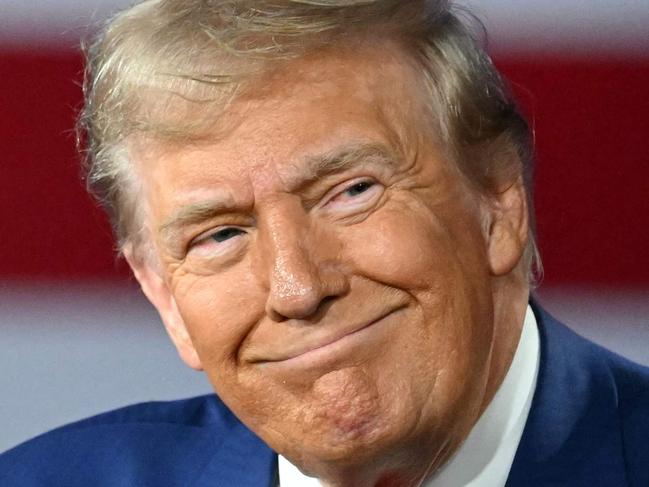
(279, 305, 540, 487)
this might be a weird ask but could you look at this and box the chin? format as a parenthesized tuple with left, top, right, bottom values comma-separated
(275, 411, 454, 487)
(260, 387, 438, 476)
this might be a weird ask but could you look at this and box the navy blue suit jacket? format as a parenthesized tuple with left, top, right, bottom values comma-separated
(2, 305, 648, 486)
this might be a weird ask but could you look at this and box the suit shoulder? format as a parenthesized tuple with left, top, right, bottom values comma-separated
(535, 304, 649, 486)
(540, 305, 649, 410)
(51, 393, 233, 430)
(558, 316, 649, 407)
(605, 349, 649, 486)
(0, 394, 241, 486)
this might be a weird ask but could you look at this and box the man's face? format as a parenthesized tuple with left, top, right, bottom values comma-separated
(132, 45, 510, 477)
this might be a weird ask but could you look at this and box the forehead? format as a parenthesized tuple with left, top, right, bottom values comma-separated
(132, 43, 434, 205)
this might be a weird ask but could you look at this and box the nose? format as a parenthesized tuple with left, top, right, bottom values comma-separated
(257, 201, 348, 321)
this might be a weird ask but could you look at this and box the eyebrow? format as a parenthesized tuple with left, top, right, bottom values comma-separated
(159, 196, 240, 246)
(158, 142, 399, 244)
(301, 142, 399, 182)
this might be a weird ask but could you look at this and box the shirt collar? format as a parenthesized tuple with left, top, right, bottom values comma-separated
(278, 305, 540, 487)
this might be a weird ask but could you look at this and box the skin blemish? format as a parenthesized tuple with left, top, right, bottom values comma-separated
(309, 368, 382, 441)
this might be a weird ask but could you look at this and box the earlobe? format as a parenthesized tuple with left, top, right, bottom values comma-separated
(124, 246, 203, 371)
(486, 178, 529, 277)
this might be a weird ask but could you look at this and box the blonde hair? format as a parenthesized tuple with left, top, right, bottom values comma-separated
(79, 0, 541, 281)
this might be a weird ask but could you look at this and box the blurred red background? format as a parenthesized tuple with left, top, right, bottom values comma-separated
(1, 48, 648, 284)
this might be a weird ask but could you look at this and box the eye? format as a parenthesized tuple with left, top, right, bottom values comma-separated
(325, 178, 382, 209)
(188, 226, 247, 258)
(344, 181, 374, 198)
(210, 227, 245, 243)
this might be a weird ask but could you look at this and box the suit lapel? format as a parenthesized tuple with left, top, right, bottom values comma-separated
(506, 303, 628, 486)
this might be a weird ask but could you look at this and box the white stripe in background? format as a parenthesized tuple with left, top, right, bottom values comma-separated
(1, 0, 649, 53)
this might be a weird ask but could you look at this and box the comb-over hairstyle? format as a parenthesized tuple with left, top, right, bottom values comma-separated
(80, 0, 540, 281)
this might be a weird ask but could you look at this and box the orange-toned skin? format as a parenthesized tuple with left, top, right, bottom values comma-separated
(128, 44, 530, 487)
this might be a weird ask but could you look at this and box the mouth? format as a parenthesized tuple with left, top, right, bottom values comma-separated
(253, 307, 404, 369)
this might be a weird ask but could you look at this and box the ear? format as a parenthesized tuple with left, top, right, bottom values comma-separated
(124, 246, 203, 370)
(485, 177, 529, 277)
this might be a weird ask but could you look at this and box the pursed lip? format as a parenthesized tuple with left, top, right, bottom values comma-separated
(249, 307, 402, 365)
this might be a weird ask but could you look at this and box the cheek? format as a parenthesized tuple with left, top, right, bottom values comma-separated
(343, 197, 494, 397)
(346, 198, 488, 291)
(171, 268, 265, 371)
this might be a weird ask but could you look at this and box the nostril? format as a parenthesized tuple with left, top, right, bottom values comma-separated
(266, 281, 345, 321)
(318, 294, 337, 311)
(268, 290, 324, 321)
(267, 288, 341, 322)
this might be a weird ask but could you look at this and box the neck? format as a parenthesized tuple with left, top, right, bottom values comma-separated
(480, 275, 530, 416)
(315, 445, 453, 487)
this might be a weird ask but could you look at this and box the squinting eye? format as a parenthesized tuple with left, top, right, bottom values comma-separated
(186, 225, 248, 260)
(325, 178, 382, 210)
(345, 181, 374, 197)
(211, 227, 245, 243)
